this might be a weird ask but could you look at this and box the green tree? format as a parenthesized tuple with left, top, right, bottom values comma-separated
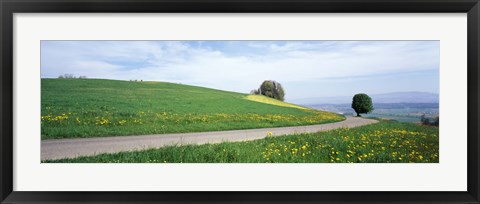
(351, 93, 373, 117)
(258, 80, 285, 101)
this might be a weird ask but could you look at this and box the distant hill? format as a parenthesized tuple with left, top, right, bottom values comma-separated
(290, 92, 439, 105)
(371, 92, 439, 103)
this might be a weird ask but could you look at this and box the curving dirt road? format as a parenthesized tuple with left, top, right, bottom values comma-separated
(41, 116, 378, 161)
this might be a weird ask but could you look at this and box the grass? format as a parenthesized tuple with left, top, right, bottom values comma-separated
(41, 79, 344, 139)
(45, 120, 439, 163)
(245, 95, 308, 110)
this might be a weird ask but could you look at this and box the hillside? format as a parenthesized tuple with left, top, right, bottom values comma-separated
(41, 79, 345, 139)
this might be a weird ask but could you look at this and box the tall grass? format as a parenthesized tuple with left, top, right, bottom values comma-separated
(45, 120, 439, 163)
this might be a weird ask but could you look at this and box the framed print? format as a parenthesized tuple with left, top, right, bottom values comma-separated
(1, 0, 479, 203)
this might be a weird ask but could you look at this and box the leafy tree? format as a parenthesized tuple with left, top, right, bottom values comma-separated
(351, 93, 373, 117)
(258, 80, 285, 101)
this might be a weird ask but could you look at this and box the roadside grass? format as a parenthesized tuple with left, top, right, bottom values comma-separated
(42, 79, 344, 139)
(45, 120, 439, 163)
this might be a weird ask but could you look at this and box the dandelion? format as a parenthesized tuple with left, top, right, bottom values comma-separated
(118, 120, 127, 125)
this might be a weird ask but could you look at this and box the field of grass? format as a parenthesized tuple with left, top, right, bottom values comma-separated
(41, 79, 344, 139)
(45, 120, 439, 163)
(245, 95, 308, 110)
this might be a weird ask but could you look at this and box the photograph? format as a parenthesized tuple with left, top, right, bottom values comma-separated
(40, 40, 440, 163)
(2, 0, 477, 202)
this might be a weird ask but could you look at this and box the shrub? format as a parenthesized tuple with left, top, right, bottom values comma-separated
(421, 114, 439, 126)
(351, 93, 373, 117)
(250, 89, 260, 95)
(433, 116, 439, 126)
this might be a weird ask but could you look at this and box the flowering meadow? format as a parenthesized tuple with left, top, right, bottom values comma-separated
(41, 79, 344, 139)
(46, 120, 439, 163)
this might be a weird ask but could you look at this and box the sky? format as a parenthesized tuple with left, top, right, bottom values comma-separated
(41, 41, 439, 102)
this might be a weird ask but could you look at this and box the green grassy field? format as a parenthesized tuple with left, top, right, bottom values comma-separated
(45, 120, 439, 163)
(41, 79, 345, 139)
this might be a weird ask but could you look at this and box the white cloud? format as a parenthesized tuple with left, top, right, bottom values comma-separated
(41, 41, 439, 99)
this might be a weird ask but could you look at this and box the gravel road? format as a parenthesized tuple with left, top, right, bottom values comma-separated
(41, 116, 378, 160)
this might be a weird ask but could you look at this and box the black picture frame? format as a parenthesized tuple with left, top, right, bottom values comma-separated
(1, 0, 479, 203)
